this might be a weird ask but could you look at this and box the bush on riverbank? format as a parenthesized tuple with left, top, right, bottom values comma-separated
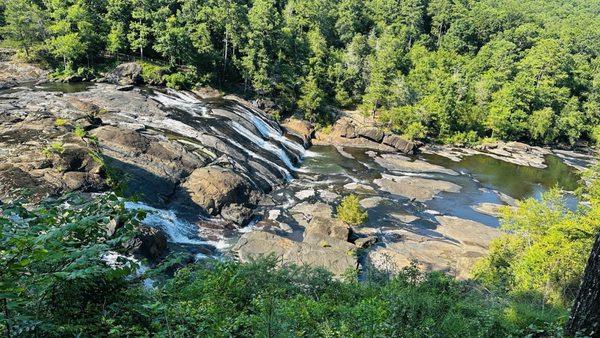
(1, 192, 570, 337)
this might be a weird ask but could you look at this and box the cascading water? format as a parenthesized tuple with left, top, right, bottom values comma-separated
(149, 89, 305, 187)
(125, 88, 308, 254)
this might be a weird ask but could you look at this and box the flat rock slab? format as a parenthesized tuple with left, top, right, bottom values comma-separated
(234, 231, 357, 276)
(366, 216, 501, 279)
(374, 174, 461, 202)
(359, 196, 388, 209)
(389, 213, 420, 223)
(375, 154, 458, 176)
(471, 202, 513, 218)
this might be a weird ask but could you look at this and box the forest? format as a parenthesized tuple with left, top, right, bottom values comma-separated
(2, 0, 600, 145)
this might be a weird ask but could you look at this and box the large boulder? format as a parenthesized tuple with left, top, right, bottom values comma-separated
(180, 166, 254, 215)
(356, 127, 385, 143)
(0, 61, 48, 89)
(303, 216, 351, 248)
(92, 125, 207, 207)
(105, 62, 143, 86)
(382, 134, 416, 154)
(132, 226, 169, 261)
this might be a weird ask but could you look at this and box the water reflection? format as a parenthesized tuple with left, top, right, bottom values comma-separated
(422, 153, 581, 199)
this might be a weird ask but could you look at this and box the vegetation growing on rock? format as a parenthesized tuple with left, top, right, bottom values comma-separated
(336, 194, 368, 226)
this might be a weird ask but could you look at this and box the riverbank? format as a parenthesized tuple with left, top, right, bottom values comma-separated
(0, 59, 595, 280)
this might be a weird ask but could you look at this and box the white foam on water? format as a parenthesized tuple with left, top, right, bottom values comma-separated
(245, 111, 306, 156)
(125, 201, 209, 246)
(152, 90, 210, 117)
(229, 121, 297, 170)
(218, 128, 293, 181)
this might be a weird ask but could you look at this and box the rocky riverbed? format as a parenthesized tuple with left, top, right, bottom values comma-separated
(0, 60, 594, 279)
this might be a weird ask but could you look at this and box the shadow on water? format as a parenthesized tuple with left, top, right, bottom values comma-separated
(34, 82, 96, 93)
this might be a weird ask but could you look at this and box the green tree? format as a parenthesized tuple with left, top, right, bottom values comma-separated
(45, 0, 100, 69)
(105, 0, 132, 56)
(128, 0, 155, 59)
(474, 168, 600, 307)
(361, 30, 403, 117)
(0, 0, 45, 58)
(241, 0, 282, 94)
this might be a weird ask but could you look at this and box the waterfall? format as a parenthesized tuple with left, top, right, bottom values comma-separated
(149, 89, 305, 187)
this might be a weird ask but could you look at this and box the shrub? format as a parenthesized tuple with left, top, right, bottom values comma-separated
(73, 124, 86, 138)
(473, 187, 600, 307)
(0, 193, 570, 337)
(164, 71, 197, 90)
(336, 194, 368, 225)
(138, 60, 166, 85)
(54, 118, 69, 127)
(403, 121, 427, 140)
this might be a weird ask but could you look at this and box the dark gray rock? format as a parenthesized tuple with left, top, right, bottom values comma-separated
(221, 203, 254, 226)
(382, 134, 417, 154)
(134, 226, 168, 261)
(338, 120, 357, 139)
(105, 62, 143, 86)
(357, 127, 385, 143)
(116, 85, 134, 91)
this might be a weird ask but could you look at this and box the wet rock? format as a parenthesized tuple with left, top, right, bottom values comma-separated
(93, 125, 207, 207)
(472, 202, 511, 218)
(291, 202, 333, 221)
(365, 216, 500, 279)
(389, 213, 419, 224)
(104, 62, 143, 86)
(295, 189, 315, 200)
(382, 134, 416, 154)
(221, 203, 254, 226)
(354, 235, 377, 248)
(374, 174, 461, 202)
(359, 196, 387, 209)
(356, 127, 385, 143)
(375, 154, 458, 176)
(303, 216, 352, 248)
(116, 85, 134, 91)
(134, 226, 169, 261)
(434, 216, 500, 249)
(336, 119, 357, 138)
(552, 149, 597, 171)
(335, 145, 354, 159)
(0, 61, 48, 88)
(343, 182, 375, 192)
(318, 190, 340, 203)
(475, 141, 551, 168)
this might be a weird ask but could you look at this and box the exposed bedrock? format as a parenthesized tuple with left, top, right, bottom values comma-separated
(314, 116, 418, 154)
(0, 81, 305, 227)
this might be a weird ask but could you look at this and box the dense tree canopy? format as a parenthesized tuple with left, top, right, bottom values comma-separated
(2, 0, 599, 145)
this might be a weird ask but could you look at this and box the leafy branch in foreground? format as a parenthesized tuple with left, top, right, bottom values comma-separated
(0, 193, 144, 337)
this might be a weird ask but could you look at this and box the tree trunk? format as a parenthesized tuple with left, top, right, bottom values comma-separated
(566, 233, 600, 337)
